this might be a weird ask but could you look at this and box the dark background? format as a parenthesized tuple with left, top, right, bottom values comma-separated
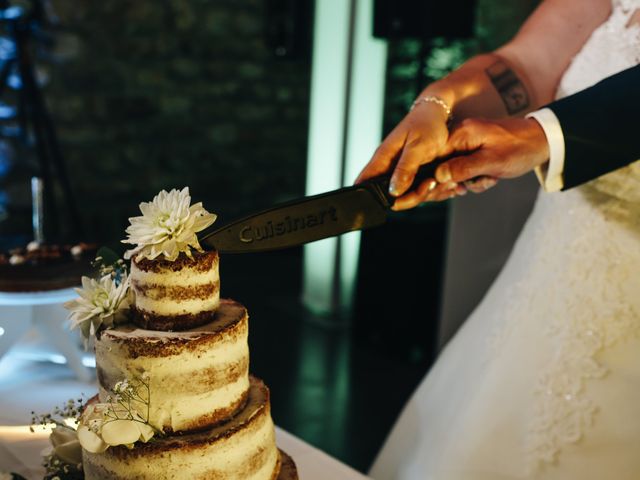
(0, 0, 539, 472)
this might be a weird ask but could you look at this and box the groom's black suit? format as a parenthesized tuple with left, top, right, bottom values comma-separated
(546, 64, 640, 190)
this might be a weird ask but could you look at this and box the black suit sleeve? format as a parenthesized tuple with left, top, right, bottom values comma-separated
(545, 64, 640, 190)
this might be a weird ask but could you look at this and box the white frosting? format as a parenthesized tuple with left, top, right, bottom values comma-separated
(97, 374, 249, 433)
(134, 295, 219, 316)
(96, 309, 249, 432)
(167, 375, 250, 430)
(131, 265, 219, 286)
(130, 256, 220, 318)
(102, 328, 207, 341)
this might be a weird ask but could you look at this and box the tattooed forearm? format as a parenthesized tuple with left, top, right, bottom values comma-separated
(486, 60, 530, 115)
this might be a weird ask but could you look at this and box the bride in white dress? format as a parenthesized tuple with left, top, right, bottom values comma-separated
(359, 1, 640, 478)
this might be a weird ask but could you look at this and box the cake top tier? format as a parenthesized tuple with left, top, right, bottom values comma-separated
(122, 187, 217, 262)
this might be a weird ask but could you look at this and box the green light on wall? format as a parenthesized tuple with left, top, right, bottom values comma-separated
(303, 0, 387, 323)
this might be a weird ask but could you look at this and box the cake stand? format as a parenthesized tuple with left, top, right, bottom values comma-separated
(0, 288, 91, 382)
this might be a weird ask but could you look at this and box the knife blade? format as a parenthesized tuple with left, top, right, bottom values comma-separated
(199, 159, 445, 254)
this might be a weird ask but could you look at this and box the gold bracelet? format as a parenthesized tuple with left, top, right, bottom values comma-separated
(410, 95, 453, 122)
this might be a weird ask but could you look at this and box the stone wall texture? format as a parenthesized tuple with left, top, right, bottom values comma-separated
(42, 0, 311, 244)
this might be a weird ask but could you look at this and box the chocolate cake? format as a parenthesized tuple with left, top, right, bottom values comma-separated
(0, 242, 96, 292)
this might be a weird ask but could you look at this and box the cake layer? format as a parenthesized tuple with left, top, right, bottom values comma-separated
(83, 377, 284, 480)
(278, 451, 299, 480)
(131, 250, 220, 330)
(96, 299, 249, 433)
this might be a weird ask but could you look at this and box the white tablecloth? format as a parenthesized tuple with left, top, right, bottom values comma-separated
(276, 429, 371, 480)
(0, 424, 371, 480)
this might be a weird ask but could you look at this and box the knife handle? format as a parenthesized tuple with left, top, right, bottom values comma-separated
(365, 156, 448, 204)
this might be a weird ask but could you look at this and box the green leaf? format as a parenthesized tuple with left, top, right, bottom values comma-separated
(96, 247, 120, 266)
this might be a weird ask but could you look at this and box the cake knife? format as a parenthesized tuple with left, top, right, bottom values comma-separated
(199, 159, 446, 254)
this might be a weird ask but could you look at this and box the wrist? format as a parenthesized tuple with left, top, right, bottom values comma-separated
(410, 95, 453, 124)
(420, 82, 456, 112)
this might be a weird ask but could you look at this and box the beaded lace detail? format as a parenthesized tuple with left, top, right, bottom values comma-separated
(492, 1, 640, 473)
(523, 193, 640, 473)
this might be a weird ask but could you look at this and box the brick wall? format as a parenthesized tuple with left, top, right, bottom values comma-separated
(42, 0, 311, 245)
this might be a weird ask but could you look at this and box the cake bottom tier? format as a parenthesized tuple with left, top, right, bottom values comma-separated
(278, 451, 299, 480)
(83, 377, 296, 480)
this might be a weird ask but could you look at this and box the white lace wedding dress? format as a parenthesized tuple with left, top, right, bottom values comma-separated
(369, 1, 640, 479)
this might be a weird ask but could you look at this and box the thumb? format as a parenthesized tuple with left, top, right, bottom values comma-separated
(435, 150, 502, 184)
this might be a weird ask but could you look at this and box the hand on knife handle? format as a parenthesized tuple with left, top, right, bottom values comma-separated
(360, 156, 465, 209)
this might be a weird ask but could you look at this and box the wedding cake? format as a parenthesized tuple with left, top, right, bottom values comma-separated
(62, 188, 297, 480)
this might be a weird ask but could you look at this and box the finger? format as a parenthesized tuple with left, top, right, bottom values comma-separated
(464, 176, 498, 194)
(435, 151, 501, 184)
(433, 185, 459, 202)
(424, 189, 456, 202)
(455, 183, 468, 196)
(389, 136, 437, 196)
(355, 143, 398, 184)
(390, 178, 438, 211)
(445, 118, 487, 153)
(418, 183, 458, 203)
(355, 130, 405, 184)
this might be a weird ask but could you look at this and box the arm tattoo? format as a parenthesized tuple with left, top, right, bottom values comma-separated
(485, 60, 530, 115)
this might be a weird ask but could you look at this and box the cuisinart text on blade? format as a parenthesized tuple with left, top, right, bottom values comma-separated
(238, 206, 338, 244)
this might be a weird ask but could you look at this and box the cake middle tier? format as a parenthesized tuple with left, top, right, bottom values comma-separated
(95, 299, 249, 433)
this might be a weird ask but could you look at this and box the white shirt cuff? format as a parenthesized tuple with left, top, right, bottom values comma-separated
(526, 108, 565, 192)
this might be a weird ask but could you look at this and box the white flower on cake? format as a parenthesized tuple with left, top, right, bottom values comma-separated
(78, 373, 156, 453)
(77, 403, 155, 453)
(64, 273, 131, 344)
(122, 187, 217, 261)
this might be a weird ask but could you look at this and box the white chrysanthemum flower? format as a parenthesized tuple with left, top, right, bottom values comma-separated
(122, 187, 217, 261)
(63, 273, 131, 344)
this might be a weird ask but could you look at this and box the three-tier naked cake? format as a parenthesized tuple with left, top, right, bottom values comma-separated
(65, 188, 297, 480)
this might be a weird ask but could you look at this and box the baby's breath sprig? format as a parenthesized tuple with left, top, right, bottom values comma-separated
(42, 452, 83, 480)
(30, 397, 84, 433)
(77, 372, 158, 453)
(103, 373, 158, 434)
(92, 247, 129, 282)
(31, 398, 85, 480)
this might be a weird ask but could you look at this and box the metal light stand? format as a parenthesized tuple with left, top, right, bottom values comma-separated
(0, 0, 82, 242)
